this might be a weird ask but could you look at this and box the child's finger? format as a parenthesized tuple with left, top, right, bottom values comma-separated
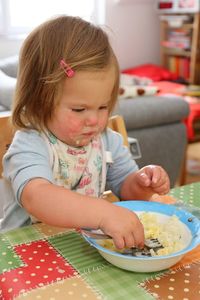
(112, 235, 125, 249)
(124, 233, 136, 249)
(151, 168, 169, 188)
(138, 172, 151, 186)
(151, 178, 170, 194)
(151, 166, 163, 184)
(130, 225, 145, 249)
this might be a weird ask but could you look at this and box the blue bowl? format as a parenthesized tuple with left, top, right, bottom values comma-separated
(83, 201, 200, 272)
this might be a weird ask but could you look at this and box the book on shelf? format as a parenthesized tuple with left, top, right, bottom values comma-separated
(162, 40, 191, 49)
(162, 28, 192, 50)
(183, 57, 190, 80)
(167, 56, 190, 80)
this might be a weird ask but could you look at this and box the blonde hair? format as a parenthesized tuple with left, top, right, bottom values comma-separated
(12, 15, 119, 130)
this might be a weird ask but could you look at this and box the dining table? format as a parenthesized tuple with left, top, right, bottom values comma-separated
(0, 182, 200, 300)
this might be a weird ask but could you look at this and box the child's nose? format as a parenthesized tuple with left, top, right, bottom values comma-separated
(85, 112, 99, 126)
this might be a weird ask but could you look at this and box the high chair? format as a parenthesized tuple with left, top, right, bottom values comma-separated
(0, 112, 14, 178)
(104, 114, 137, 202)
(108, 115, 141, 159)
(108, 115, 129, 147)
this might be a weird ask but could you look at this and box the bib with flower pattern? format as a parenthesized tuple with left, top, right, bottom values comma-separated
(42, 132, 106, 197)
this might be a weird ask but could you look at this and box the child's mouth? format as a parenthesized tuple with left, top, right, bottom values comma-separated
(82, 131, 97, 137)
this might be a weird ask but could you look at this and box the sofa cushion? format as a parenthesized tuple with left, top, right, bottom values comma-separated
(122, 64, 178, 81)
(118, 96, 189, 130)
(0, 55, 18, 78)
(0, 105, 6, 112)
(0, 70, 16, 109)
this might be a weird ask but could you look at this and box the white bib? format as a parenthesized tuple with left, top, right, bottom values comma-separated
(42, 132, 107, 197)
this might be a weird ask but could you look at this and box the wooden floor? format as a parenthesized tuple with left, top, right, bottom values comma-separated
(185, 142, 200, 184)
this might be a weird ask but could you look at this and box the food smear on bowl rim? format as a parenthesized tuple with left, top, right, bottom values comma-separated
(98, 212, 189, 257)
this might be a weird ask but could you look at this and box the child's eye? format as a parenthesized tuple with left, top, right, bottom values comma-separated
(99, 105, 108, 110)
(72, 108, 85, 112)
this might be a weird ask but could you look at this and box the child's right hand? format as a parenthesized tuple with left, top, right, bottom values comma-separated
(99, 205, 145, 249)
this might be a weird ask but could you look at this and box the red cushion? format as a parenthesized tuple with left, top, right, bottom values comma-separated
(122, 64, 178, 81)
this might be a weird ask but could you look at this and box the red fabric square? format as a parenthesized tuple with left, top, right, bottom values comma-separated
(0, 240, 77, 299)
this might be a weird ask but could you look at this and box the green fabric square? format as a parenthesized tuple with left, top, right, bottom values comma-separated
(49, 231, 108, 273)
(0, 235, 23, 272)
(169, 182, 200, 207)
(4, 225, 43, 245)
(84, 265, 156, 300)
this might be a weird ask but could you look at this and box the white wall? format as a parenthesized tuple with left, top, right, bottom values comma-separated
(105, 0, 160, 70)
(0, 0, 161, 70)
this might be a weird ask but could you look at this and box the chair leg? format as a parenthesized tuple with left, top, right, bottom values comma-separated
(179, 144, 188, 186)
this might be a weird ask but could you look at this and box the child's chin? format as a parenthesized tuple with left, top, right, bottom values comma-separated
(79, 140, 91, 147)
(74, 138, 91, 147)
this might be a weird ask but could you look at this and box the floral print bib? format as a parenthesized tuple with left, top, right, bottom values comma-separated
(42, 132, 106, 197)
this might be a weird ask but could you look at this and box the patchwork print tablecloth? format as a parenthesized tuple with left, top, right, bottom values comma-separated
(0, 182, 200, 300)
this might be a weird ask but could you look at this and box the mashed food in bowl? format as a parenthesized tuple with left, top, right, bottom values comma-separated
(99, 212, 188, 256)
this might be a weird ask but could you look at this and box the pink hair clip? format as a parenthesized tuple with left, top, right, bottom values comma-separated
(60, 59, 75, 78)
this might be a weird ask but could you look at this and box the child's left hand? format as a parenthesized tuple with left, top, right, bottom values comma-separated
(136, 165, 170, 195)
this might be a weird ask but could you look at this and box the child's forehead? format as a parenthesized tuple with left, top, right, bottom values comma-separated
(59, 69, 115, 105)
(62, 68, 116, 89)
(74, 67, 116, 79)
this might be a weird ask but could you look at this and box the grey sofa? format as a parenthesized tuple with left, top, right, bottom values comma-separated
(0, 56, 189, 187)
(0, 56, 18, 113)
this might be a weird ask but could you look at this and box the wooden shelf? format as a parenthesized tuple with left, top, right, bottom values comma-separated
(162, 48, 191, 57)
(160, 13, 200, 84)
(162, 22, 194, 30)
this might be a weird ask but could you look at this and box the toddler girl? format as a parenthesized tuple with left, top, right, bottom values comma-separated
(0, 15, 170, 249)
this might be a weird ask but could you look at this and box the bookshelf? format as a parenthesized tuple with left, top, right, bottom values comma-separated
(160, 13, 200, 84)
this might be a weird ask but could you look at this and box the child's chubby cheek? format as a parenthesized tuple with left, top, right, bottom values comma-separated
(66, 114, 82, 126)
(67, 120, 83, 134)
(68, 124, 81, 134)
